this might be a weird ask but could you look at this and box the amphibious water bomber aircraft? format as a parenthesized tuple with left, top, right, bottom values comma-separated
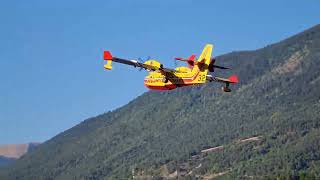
(103, 44, 238, 91)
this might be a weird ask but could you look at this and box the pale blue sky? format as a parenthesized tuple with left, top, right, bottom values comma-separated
(0, 0, 319, 144)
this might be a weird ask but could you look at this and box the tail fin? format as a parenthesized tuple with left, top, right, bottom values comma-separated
(192, 44, 213, 83)
(197, 44, 213, 66)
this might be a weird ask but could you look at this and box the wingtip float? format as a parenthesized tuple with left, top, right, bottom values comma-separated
(103, 44, 239, 92)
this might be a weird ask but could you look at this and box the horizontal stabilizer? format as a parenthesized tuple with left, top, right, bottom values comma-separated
(188, 54, 196, 61)
(174, 54, 196, 61)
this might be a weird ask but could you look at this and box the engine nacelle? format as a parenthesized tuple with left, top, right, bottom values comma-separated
(144, 60, 162, 70)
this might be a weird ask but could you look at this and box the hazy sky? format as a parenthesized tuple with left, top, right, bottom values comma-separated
(0, 0, 319, 144)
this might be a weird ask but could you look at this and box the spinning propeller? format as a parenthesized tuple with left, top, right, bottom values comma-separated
(208, 58, 229, 72)
(138, 56, 152, 71)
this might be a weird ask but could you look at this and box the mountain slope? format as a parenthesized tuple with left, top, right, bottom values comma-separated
(0, 143, 40, 159)
(0, 156, 15, 168)
(1, 25, 320, 179)
(0, 143, 41, 168)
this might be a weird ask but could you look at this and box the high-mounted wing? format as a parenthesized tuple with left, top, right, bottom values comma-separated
(103, 51, 177, 73)
(206, 74, 239, 92)
(206, 74, 239, 84)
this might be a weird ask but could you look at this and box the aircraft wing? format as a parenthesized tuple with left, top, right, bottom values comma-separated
(104, 51, 177, 73)
(206, 75, 239, 84)
(160, 67, 177, 73)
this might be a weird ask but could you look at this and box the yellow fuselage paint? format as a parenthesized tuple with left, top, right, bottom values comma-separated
(144, 65, 206, 90)
(144, 44, 213, 90)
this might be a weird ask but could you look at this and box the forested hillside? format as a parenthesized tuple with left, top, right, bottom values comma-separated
(0, 143, 41, 168)
(0, 156, 15, 168)
(1, 25, 320, 179)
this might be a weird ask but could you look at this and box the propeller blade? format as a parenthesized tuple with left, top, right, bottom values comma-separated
(213, 65, 230, 69)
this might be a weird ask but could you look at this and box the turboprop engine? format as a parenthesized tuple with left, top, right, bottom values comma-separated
(143, 60, 163, 70)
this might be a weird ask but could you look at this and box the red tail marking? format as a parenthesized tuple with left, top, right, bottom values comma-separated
(188, 54, 196, 61)
(104, 51, 113, 60)
(228, 75, 239, 83)
(174, 54, 196, 61)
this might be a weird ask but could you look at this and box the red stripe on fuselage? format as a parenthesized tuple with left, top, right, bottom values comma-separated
(145, 84, 177, 91)
(144, 83, 195, 91)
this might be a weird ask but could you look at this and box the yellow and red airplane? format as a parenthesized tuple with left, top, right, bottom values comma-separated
(103, 44, 238, 91)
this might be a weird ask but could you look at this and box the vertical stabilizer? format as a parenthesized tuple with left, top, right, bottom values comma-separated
(192, 44, 213, 83)
(197, 44, 213, 66)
